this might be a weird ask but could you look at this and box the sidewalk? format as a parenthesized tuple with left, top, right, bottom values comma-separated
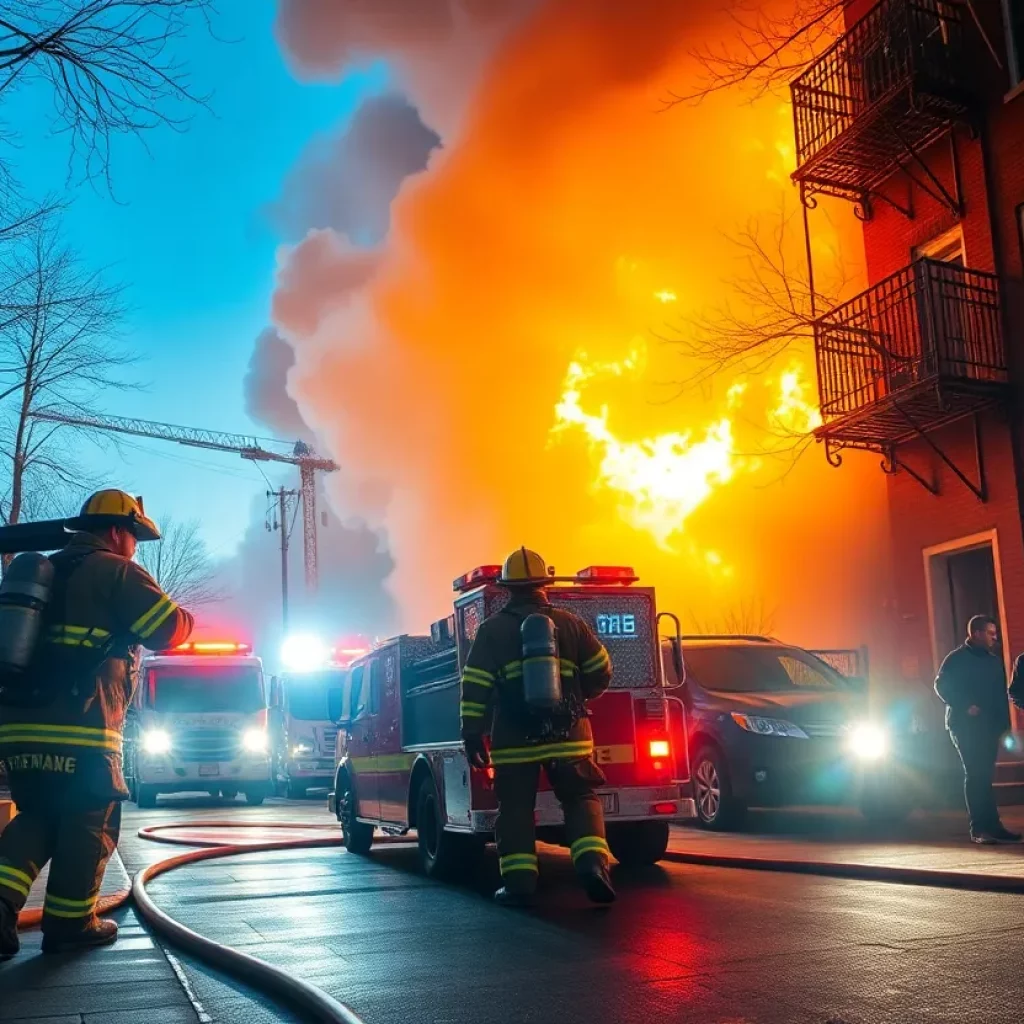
(669, 807, 1024, 883)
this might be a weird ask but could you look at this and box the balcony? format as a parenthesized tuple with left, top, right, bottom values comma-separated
(814, 258, 1008, 452)
(791, 0, 973, 208)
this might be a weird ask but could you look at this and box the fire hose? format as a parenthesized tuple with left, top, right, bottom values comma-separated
(18, 820, 398, 1024)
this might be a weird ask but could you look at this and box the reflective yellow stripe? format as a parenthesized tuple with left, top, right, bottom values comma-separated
(460, 701, 487, 718)
(462, 666, 495, 686)
(45, 893, 97, 910)
(46, 625, 111, 638)
(43, 905, 95, 919)
(502, 661, 523, 679)
(490, 740, 594, 765)
(582, 649, 610, 674)
(499, 853, 539, 875)
(0, 723, 121, 751)
(0, 876, 29, 898)
(570, 836, 611, 862)
(0, 724, 120, 742)
(0, 863, 34, 888)
(130, 595, 177, 639)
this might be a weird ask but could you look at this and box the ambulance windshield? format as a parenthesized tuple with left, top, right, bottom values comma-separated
(147, 665, 265, 714)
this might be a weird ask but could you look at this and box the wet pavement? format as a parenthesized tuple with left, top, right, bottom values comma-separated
(3, 795, 1024, 1023)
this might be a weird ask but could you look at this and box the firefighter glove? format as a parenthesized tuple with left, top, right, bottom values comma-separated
(464, 733, 490, 770)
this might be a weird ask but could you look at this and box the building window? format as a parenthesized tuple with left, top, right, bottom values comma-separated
(914, 226, 965, 265)
(1004, 0, 1024, 84)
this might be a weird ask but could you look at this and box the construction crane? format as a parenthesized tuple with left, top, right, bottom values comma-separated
(29, 410, 339, 593)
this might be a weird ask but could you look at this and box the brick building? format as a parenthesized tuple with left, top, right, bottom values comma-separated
(790, 0, 1024, 720)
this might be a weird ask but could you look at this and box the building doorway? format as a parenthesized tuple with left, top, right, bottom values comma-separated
(924, 532, 1015, 725)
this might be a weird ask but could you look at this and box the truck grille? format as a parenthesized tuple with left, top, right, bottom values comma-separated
(175, 727, 241, 762)
(321, 727, 338, 753)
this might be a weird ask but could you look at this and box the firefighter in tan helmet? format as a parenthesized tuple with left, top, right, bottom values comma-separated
(460, 547, 616, 906)
(0, 490, 193, 959)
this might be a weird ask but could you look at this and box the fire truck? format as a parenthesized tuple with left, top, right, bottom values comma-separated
(329, 564, 694, 877)
(125, 641, 272, 808)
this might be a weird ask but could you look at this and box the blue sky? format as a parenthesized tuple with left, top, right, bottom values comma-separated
(8, 2, 384, 559)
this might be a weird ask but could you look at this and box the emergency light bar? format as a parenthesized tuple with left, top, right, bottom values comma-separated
(575, 566, 638, 584)
(453, 565, 502, 593)
(165, 641, 252, 655)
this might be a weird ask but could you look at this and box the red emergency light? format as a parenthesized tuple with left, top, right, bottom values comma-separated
(453, 565, 502, 593)
(575, 566, 638, 584)
(165, 641, 252, 656)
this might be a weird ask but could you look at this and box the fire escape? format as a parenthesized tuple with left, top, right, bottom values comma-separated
(791, 0, 1010, 500)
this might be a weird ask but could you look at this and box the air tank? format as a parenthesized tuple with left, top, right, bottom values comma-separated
(0, 552, 54, 675)
(520, 613, 562, 710)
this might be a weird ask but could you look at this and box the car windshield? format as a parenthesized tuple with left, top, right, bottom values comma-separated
(683, 645, 847, 693)
(285, 673, 344, 721)
(148, 666, 265, 713)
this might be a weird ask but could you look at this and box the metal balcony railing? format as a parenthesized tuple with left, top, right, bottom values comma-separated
(815, 259, 1007, 443)
(791, 0, 972, 201)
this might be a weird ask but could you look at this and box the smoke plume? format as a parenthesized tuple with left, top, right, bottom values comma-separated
(268, 0, 894, 655)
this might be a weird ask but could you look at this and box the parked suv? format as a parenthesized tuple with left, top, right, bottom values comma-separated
(663, 635, 931, 830)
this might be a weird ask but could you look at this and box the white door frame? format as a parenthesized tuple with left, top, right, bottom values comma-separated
(922, 529, 1015, 708)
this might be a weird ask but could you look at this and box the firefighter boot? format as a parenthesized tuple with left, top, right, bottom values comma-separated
(42, 918, 118, 955)
(493, 886, 535, 908)
(581, 862, 616, 905)
(0, 898, 18, 960)
(571, 839, 616, 905)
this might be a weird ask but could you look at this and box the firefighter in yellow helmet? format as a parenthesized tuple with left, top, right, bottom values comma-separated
(0, 490, 193, 959)
(460, 548, 615, 906)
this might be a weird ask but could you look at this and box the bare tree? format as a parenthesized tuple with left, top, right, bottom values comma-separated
(0, 219, 131, 525)
(0, 0, 217, 188)
(138, 516, 226, 608)
(665, 0, 848, 105)
(683, 598, 778, 637)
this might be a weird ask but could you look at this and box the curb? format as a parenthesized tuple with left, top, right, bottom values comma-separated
(664, 849, 1024, 893)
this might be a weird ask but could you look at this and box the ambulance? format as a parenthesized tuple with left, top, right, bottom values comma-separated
(329, 564, 695, 876)
(125, 641, 272, 808)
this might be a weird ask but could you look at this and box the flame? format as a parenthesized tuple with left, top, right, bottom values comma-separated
(552, 346, 740, 550)
(772, 363, 823, 434)
(654, 290, 678, 303)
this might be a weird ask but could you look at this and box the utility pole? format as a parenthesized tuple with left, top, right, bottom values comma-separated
(268, 488, 299, 632)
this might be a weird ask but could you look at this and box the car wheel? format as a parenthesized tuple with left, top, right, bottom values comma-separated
(693, 745, 745, 830)
(244, 790, 265, 806)
(339, 782, 374, 855)
(415, 774, 480, 879)
(607, 821, 671, 866)
(136, 785, 158, 810)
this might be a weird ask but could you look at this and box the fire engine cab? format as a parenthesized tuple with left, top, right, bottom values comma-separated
(329, 564, 695, 877)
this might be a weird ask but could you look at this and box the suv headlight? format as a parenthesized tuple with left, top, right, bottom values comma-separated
(731, 714, 808, 739)
(844, 721, 889, 761)
(242, 728, 268, 754)
(141, 729, 171, 754)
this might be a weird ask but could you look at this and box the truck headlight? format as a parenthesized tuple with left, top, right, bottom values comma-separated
(291, 741, 315, 757)
(845, 722, 889, 761)
(141, 729, 171, 755)
(243, 728, 268, 754)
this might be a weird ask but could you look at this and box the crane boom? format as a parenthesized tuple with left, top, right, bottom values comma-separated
(29, 409, 338, 593)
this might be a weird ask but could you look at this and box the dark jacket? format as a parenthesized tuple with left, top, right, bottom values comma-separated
(459, 590, 612, 764)
(934, 643, 1011, 736)
(1009, 655, 1024, 710)
(0, 532, 194, 799)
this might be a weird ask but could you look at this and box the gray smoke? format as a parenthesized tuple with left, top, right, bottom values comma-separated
(243, 327, 309, 439)
(271, 94, 441, 245)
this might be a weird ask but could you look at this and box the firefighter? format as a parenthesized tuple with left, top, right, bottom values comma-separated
(460, 547, 615, 907)
(0, 490, 193, 958)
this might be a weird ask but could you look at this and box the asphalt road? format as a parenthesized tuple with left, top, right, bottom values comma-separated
(114, 796, 1024, 1024)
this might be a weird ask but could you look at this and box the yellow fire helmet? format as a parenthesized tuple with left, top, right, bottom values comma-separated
(500, 547, 551, 587)
(68, 489, 161, 542)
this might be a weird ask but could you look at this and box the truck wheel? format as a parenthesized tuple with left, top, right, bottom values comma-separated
(339, 782, 374, 855)
(286, 781, 308, 800)
(607, 821, 671, 866)
(136, 785, 158, 810)
(693, 744, 746, 831)
(415, 775, 479, 880)
(244, 790, 266, 806)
